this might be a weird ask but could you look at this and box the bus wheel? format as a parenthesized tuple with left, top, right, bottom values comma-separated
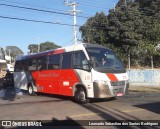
(28, 85, 35, 96)
(75, 87, 89, 104)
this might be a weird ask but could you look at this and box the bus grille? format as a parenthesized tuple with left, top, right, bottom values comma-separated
(110, 81, 125, 86)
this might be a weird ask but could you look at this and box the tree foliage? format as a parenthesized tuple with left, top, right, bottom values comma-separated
(28, 41, 61, 54)
(5, 46, 24, 61)
(80, 0, 160, 68)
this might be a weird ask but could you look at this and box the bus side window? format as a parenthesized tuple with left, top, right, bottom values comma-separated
(41, 57, 48, 70)
(37, 59, 42, 70)
(73, 53, 82, 69)
(28, 59, 37, 71)
(21, 60, 29, 71)
(48, 54, 60, 70)
(15, 61, 21, 72)
(73, 51, 89, 70)
(37, 57, 48, 70)
(62, 53, 72, 69)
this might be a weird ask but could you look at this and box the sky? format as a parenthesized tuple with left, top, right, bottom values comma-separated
(0, 0, 118, 54)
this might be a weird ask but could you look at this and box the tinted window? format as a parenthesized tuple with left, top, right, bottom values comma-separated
(86, 47, 126, 73)
(21, 60, 29, 71)
(73, 51, 89, 70)
(28, 59, 37, 71)
(62, 53, 72, 69)
(48, 54, 60, 69)
(14, 61, 21, 72)
(37, 57, 48, 70)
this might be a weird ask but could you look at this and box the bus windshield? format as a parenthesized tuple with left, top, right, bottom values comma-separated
(86, 47, 126, 73)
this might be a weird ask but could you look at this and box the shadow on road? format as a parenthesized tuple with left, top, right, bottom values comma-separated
(133, 102, 160, 114)
(68, 102, 159, 129)
(0, 89, 160, 129)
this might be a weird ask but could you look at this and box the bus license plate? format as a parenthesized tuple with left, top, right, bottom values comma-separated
(116, 93, 123, 96)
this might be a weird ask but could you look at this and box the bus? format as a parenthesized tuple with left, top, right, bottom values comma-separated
(14, 43, 129, 104)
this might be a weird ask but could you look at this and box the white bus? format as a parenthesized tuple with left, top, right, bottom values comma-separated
(14, 43, 129, 103)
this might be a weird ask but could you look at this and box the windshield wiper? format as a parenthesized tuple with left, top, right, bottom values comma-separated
(112, 66, 122, 70)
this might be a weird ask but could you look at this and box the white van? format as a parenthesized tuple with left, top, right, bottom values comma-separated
(7, 64, 14, 72)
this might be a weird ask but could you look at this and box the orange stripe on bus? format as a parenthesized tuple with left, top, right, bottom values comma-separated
(107, 73, 118, 81)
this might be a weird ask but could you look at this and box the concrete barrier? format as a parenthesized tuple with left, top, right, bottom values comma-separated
(127, 69, 160, 86)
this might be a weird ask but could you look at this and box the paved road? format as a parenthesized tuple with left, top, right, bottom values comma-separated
(0, 88, 160, 129)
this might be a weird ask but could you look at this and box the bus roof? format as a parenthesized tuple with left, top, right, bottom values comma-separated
(15, 43, 106, 61)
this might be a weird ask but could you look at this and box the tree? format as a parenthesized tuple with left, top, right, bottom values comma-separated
(80, 12, 109, 45)
(28, 44, 39, 53)
(40, 41, 61, 52)
(107, 1, 144, 66)
(5, 46, 24, 62)
(28, 41, 60, 54)
(80, 0, 160, 68)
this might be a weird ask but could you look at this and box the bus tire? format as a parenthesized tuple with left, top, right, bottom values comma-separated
(74, 87, 89, 104)
(28, 85, 35, 96)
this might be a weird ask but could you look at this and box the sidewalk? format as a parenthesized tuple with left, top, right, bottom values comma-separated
(129, 86, 160, 93)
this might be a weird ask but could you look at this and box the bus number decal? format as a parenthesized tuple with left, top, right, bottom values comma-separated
(63, 81, 69, 86)
(85, 76, 90, 80)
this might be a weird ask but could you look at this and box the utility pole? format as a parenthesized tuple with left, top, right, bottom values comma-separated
(113, 3, 116, 12)
(124, 0, 127, 6)
(65, 0, 81, 44)
(37, 36, 40, 53)
(128, 53, 130, 70)
(9, 49, 11, 64)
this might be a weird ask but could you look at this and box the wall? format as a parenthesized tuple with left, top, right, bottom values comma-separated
(127, 69, 160, 86)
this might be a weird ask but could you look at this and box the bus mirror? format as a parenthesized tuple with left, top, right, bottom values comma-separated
(82, 60, 88, 65)
(82, 60, 90, 71)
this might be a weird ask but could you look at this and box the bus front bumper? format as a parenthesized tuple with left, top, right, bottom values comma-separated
(93, 81, 129, 98)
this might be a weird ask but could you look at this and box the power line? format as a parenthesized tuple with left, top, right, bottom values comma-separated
(1, 2, 158, 31)
(78, 2, 114, 10)
(63, 39, 74, 47)
(0, 0, 91, 19)
(76, 0, 115, 6)
(0, 3, 89, 19)
(0, 0, 116, 18)
(0, 0, 120, 20)
(0, 0, 94, 18)
(74, 0, 115, 16)
(0, 3, 69, 15)
(0, 14, 110, 30)
(0, 15, 82, 27)
(0, 0, 67, 12)
(79, 3, 114, 10)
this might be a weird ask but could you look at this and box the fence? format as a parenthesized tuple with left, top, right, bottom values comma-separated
(127, 69, 160, 86)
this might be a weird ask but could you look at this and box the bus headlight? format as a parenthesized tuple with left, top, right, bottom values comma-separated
(94, 80, 108, 85)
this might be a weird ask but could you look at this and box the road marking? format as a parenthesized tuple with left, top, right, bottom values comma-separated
(71, 113, 102, 118)
(122, 109, 145, 113)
